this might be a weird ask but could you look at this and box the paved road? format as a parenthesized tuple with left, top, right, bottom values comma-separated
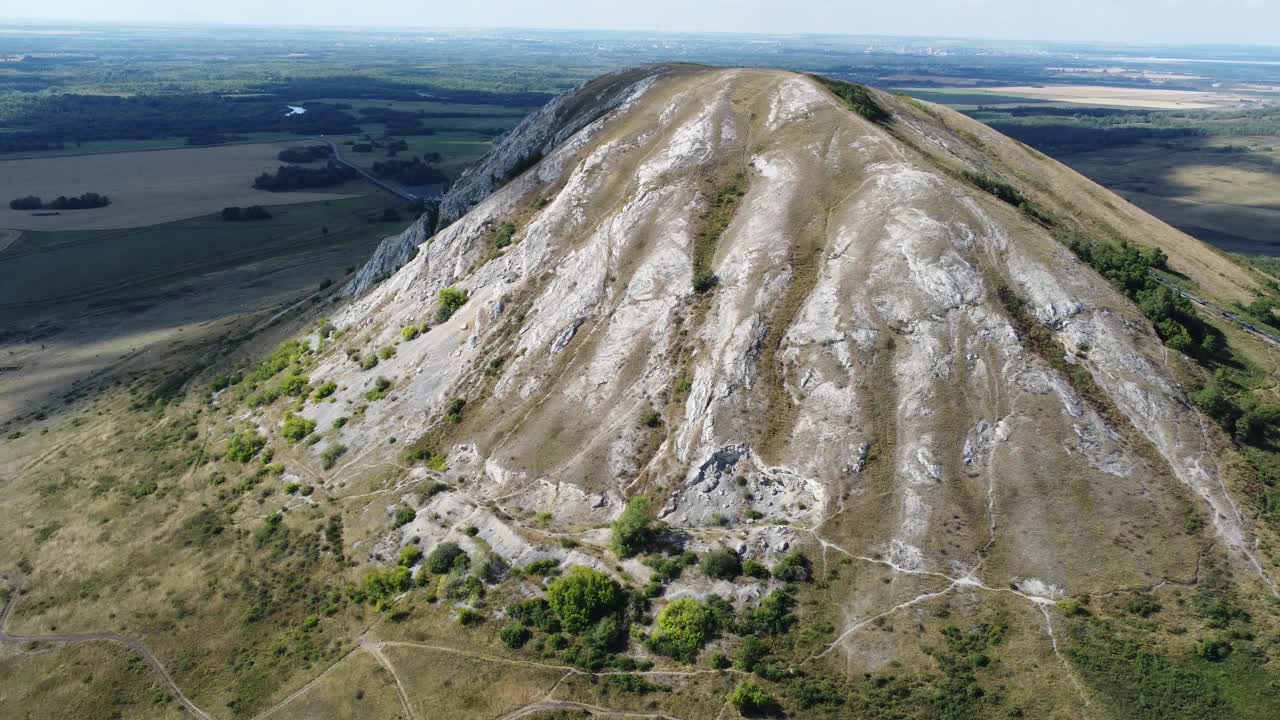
(1149, 272, 1280, 349)
(313, 137, 422, 203)
(0, 582, 215, 720)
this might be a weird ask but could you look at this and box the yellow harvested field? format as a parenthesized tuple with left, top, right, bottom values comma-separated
(980, 84, 1246, 109)
(0, 142, 360, 230)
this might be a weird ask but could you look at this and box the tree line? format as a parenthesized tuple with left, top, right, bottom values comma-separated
(9, 193, 110, 210)
(253, 162, 357, 191)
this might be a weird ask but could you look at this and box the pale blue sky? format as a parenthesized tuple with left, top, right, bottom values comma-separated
(2, 0, 1277, 45)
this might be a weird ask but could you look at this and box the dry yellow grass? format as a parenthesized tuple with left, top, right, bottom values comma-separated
(978, 84, 1248, 109)
(0, 641, 186, 720)
(0, 142, 358, 231)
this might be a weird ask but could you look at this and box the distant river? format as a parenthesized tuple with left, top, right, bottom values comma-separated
(285, 106, 307, 116)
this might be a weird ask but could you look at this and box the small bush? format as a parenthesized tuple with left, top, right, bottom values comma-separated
(359, 354, 379, 370)
(494, 221, 517, 249)
(507, 598, 561, 633)
(226, 429, 266, 462)
(393, 505, 417, 527)
(426, 542, 467, 574)
(650, 597, 716, 662)
(611, 495, 658, 558)
(436, 287, 469, 323)
(311, 382, 337, 402)
(366, 376, 393, 401)
(400, 325, 420, 341)
(773, 551, 812, 582)
(445, 398, 466, 424)
(525, 559, 561, 576)
(321, 444, 347, 470)
(282, 413, 316, 443)
(1126, 592, 1162, 617)
(378, 346, 396, 361)
(500, 622, 531, 649)
(742, 559, 771, 579)
(398, 545, 423, 567)
(457, 608, 484, 626)
(728, 681, 779, 716)
(702, 548, 742, 581)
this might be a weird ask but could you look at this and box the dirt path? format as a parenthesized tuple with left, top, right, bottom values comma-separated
(0, 584, 215, 720)
(496, 700, 686, 720)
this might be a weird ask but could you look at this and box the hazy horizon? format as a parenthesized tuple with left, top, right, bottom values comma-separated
(2, 1, 1279, 46)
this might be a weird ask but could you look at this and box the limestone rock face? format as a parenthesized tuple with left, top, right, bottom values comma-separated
(305, 66, 1273, 666)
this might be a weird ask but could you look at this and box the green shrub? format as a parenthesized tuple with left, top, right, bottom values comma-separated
(279, 372, 310, 396)
(727, 681, 779, 716)
(457, 608, 484, 626)
(611, 495, 658, 558)
(378, 345, 396, 360)
(332, 416, 349, 430)
(225, 429, 266, 462)
(749, 590, 796, 635)
(494, 221, 517, 249)
(321, 444, 347, 470)
(546, 566, 624, 633)
(742, 560, 771, 579)
(282, 413, 316, 443)
(398, 545, 423, 567)
(605, 674, 666, 694)
(772, 551, 812, 582)
(393, 505, 417, 527)
(650, 597, 716, 662)
(359, 354, 378, 370)
(366, 376, 393, 401)
(284, 482, 300, 494)
(500, 622, 531, 649)
(702, 548, 742, 580)
(360, 565, 411, 604)
(436, 287, 469, 323)
(734, 635, 769, 672)
(507, 597, 561, 633)
(525, 559, 561, 576)
(400, 325, 420, 341)
(426, 542, 467, 574)
(1126, 593, 1162, 617)
(445, 398, 466, 424)
(311, 382, 337, 402)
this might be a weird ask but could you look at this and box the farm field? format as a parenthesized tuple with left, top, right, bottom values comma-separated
(1061, 136, 1280, 254)
(0, 132, 303, 160)
(0, 141, 359, 231)
(976, 84, 1254, 109)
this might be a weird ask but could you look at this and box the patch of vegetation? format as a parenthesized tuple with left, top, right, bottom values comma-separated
(282, 413, 316, 443)
(311, 382, 337, 402)
(400, 325, 420, 341)
(277, 145, 332, 163)
(365, 376, 393, 401)
(425, 542, 468, 574)
(816, 76, 890, 122)
(727, 681, 780, 717)
(493, 221, 518, 249)
(772, 551, 812, 582)
(220, 205, 272, 222)
(692, 173, 748, 293)
(500, 622, 532, 649)
(253, 161, 356, 191)
(226, 428, 266, 462)
(546, 566, 625, 633)
(701, 548, 742, 580)
(393, 505, 418, 527)
(436, 287, 469, 323)
(610, 495, 659, 558)
(9, 192, 111, 211)
(321, 444, 347, 470)
(444, 398, 466, 424)
(525, 559, 562, 576)
(649, 597, 718, 662)
(1066, 619, 1228, 719)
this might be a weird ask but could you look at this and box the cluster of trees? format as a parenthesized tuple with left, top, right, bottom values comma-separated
(253, 161, 356, 191)
(220, 205, 272, 221)
(276, 145, 332, 163)
(9, 192, 110, 211)
(370, 156, 449, 186)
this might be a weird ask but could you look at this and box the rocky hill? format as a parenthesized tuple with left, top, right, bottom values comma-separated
(5, 64, 1280, 719)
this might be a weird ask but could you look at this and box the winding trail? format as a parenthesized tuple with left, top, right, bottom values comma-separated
(0, 581, 215, 720)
